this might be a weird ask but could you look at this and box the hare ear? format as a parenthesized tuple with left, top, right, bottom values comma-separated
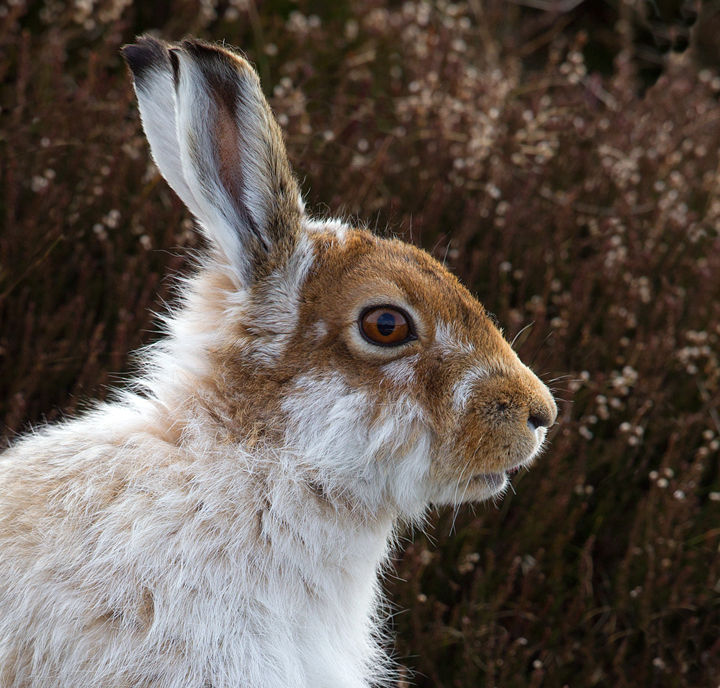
(122, 36, 303, 286)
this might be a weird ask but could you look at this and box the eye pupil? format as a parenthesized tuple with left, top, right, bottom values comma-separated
(376, 312, 396, 337)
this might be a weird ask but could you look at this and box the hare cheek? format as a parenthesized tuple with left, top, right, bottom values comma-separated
(280, 373, 380, 483)
(380, 355, 420, 386)
(280, 372, 433, 514)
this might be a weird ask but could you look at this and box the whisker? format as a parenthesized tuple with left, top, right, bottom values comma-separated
(529, 328, 556, 367)
(537, 349, 554, 374)
(453, 477, 473, 531)
(543, 374, 573, 384)
(450, 463, 472, 533)
(431, 235, 445, 257)
(511, 321, 534, 349)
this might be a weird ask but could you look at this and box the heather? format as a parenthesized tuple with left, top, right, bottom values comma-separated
(1, 1, 719, 686)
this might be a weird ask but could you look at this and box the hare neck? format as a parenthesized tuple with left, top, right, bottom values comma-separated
(187, 429, 398, 686)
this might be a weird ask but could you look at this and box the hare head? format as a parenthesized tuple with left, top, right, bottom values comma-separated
(122, 36, 557, 521)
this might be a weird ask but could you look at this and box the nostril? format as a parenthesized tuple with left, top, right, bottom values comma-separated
(527, 412, 552, 431)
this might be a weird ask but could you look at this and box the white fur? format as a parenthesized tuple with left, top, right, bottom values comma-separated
(452, 364, 489, 411)
(435, 321, 477, 358)
(131, 59, 204, 219)
(305, 217, 350, 242)
(281, 372, 432, 518)
(381, 354, 419, 386)
(0, 400, 397, 688)
(310, 319, 329, 343)
(530, 425, 549, 458)
(428, 466, 510, 506)
(244, 232, 316, 364)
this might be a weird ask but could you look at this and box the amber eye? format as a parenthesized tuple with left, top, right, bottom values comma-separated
(359, 306, 415, 347)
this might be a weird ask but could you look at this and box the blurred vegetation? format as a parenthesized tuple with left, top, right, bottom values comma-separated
(1, 0, 720, 686)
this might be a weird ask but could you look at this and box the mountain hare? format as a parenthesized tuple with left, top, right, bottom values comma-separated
(0, 37, 557, 688)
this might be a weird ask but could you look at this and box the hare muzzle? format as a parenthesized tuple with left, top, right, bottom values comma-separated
(449, 360, 557, 496)
(421, 319, 558, 505)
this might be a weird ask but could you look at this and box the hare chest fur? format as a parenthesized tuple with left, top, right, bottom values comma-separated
(0, 37, 557, 688)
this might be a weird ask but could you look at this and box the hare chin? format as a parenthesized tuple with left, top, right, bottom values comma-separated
(472, 472, 510, 499)
(427, 470, 505, 506)
(438, 440, 547, 504)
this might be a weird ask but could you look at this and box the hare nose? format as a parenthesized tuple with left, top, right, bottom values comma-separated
(527, 402, 556, 431)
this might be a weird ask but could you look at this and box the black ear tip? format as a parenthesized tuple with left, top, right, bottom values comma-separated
(121, 36, 169, 82)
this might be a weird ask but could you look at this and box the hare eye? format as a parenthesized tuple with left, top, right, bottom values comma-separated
(359, 306, 415, 347)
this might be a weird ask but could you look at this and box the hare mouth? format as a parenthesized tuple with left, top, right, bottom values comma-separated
(471, 471, 508, 491)
(471, 465, 528, 491)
